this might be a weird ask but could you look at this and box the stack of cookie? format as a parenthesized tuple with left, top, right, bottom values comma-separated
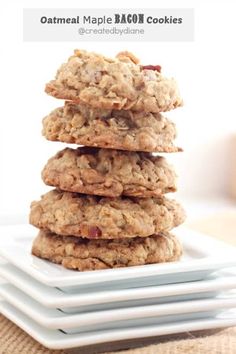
(29, 50, 185, 271)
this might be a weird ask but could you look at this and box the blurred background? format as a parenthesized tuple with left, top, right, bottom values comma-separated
(0, 0, 236, 244)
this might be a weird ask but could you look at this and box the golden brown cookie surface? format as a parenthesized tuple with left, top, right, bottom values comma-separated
(32, 230, 182, 271)
(42, 102, 182, 153)
(42, 147, 177, 198)
(45, 50, 183, 113)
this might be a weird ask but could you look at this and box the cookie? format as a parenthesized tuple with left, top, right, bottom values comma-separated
(29, 189, 185, 239)
(42, 147, 177, 198)
(45, 50, 183, 113)
(42, 102, 182, 153)
(32, 230, 182, 271)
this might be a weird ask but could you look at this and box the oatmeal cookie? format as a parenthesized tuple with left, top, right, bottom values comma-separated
(32, 230, 182, 270)
(42, 147, 177, 198)
(42, 102, 182, 153)
(29, 189, 185, 239)
(45, 50, 183, 113)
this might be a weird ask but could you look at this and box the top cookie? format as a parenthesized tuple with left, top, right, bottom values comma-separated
(45, 50, 183, 113)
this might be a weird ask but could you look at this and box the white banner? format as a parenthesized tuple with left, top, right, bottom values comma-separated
(23, 8, 194, 42)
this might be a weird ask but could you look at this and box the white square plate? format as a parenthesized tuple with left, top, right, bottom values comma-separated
(0, 281, 236, 332)
(1, 299, 236, 350)
(1, 262, 236, 312)
(0, 224, 236, 289)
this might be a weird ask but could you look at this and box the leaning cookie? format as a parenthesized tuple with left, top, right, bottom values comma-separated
(29, 189, 185, 239)
(42, 102, 182, 153)
(42, 147, 177, 198)
(32, 230, 182, 271)
(45, 50, 183, 113)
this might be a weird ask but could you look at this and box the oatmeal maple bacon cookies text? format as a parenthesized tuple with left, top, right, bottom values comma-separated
(45, 50, 183, 112)
(32, 231, 182, 271)
(42, 147, 177, 198)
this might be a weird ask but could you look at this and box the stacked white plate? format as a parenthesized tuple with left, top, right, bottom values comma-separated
(0, 224, 236, 350)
